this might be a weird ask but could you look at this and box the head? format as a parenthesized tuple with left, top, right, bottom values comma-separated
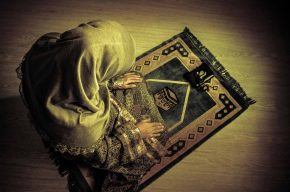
(20, 20, 137, 148)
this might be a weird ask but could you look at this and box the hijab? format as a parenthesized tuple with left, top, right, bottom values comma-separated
(20, 20, 136, 151)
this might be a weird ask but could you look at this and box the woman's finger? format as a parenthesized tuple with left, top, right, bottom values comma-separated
(151, 133, 161, 137)
(124, 72, 137, 75)
(151, 122, 163, 127)
(152, 126, 164, 132)
(127, 76, 143, 80)
(126, 77, 142, 82)
(123, 84, 137, 89)
(126, 76, 142, 80)
(154, 126, 164, 130)
(125, 79, 143, 84)
(123, 76, 142, 82)
(153, 128, 164, 133)
(123, 75, 140, 79)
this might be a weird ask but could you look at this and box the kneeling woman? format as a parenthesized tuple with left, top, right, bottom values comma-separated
(17, 20, 168, 192)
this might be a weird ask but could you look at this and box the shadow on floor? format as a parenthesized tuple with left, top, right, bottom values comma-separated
(0, 96, 66, 192)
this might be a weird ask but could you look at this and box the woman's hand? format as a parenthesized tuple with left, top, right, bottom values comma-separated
(109, 72, 143, 90)
(136, 119, 165, 139)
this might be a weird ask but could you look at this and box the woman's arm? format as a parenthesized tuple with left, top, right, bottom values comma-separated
(80, 121, 157, 175)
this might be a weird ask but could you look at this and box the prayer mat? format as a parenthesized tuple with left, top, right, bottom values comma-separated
(132, 28, 255, 190)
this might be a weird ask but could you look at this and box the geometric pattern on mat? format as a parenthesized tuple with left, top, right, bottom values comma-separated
(132, 28, 255, 190)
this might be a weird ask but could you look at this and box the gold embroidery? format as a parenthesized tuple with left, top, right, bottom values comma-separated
(145, 152, 155, 160)
(110, 94, 137, 124)
(131, 128, 147, 155)
(54, 139, 103, 156)
(120, 132, 136, 161)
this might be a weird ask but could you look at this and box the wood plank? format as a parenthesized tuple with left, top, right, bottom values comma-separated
(0, 0, 289, 191)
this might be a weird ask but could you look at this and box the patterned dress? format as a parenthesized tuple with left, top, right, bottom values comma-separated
(36, 77, 168, 192)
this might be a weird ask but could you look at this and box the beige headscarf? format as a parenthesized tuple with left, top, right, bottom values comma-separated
(21, 20, 136, 149)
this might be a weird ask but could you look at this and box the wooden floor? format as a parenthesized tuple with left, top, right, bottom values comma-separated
(1, 0, 290, 191)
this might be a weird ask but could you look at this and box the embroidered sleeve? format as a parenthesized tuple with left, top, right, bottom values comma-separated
(81, 121, 154, 173)
(115, 121, 148, 163)
(107, 75, 124, 90)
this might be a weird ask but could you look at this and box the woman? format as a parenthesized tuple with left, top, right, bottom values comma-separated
(17, 20, 168, 191)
